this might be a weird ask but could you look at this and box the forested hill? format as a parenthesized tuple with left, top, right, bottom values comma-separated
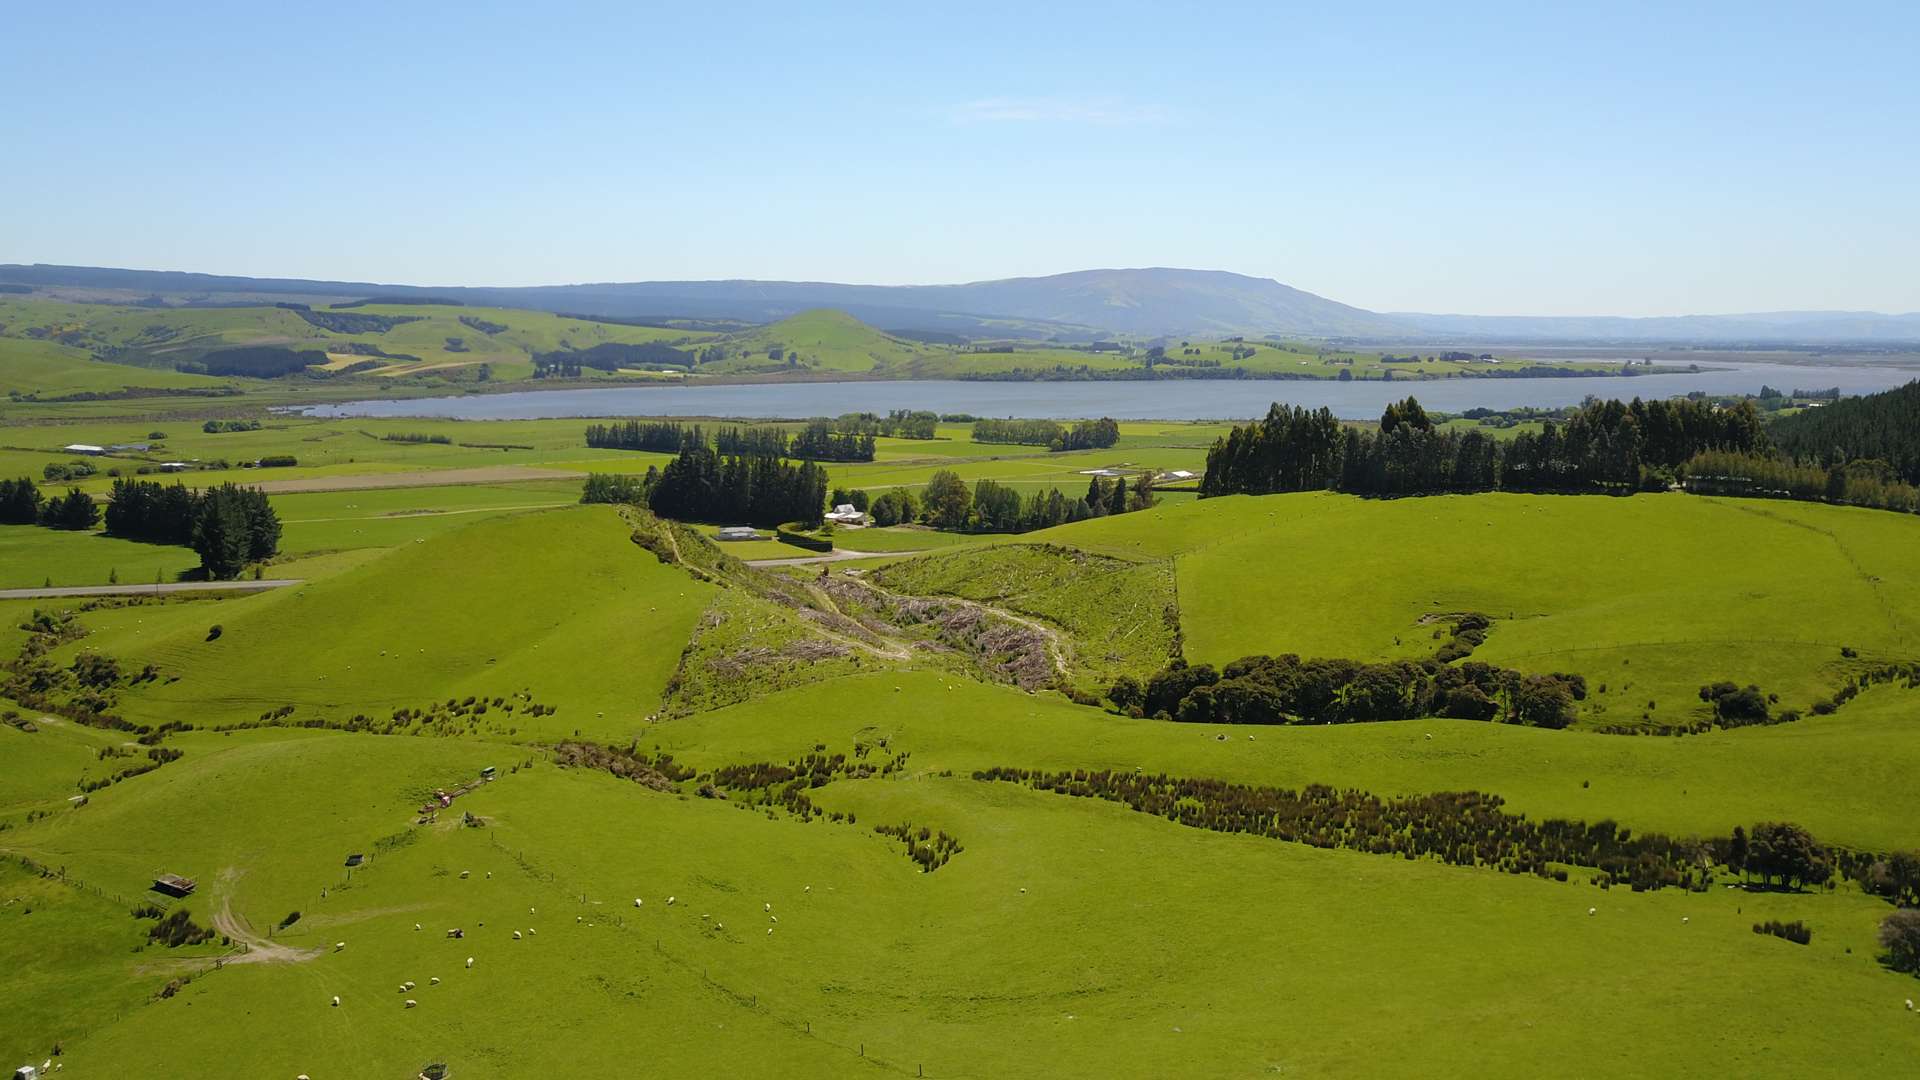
(1772, 379, 1920, 484)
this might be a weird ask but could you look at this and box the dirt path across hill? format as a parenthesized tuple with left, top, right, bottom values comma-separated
(210, 869, 323, 965)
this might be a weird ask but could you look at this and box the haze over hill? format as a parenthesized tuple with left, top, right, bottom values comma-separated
(3, 263, 1916, 345)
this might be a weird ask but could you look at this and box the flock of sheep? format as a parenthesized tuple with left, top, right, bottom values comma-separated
(320, 874, 812, 1014)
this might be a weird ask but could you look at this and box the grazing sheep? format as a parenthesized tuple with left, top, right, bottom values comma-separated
(430, 977, 440, 985)
(404, 981, 415, 991)
(804, 886, 811, 893)
(330, 996, 340, 1007)
(1682, 917, 1690, 924)
(767, 927, 774, 935)
(529, 928, 536, 936)
(634, 898, 644, 908)
(414, 923, 422, 931)
(667, 896, 676, 906)
(1424, 733, 1433, 741)
(577, 915, 583, 922)
(529, 907, 536, 915)
(1588, 908, 1597, 916)
(764, 903, 772, 912)
(334, 941, 347, 952)
(398, 984, 408, 993)
(1904, 998, 1912, 1011)
(459, 870, 470, 879)
(715, 923, 724, 931)
(405, 999, 418, 1009)
(770, 915, 777, 923)
(466, 957, 475, 968)
(513, 930, 522, 940)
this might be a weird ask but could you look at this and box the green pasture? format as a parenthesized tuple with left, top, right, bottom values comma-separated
(48, 507, 714, 741)
(0, 525, 203, 589)
(6, 700, 1917, 1077)
(1031, 489, 1920, 729)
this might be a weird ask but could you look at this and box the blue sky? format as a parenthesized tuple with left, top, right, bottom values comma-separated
(2, 1, 1915, 315)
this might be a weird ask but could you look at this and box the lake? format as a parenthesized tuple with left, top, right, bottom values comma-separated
(296, 361, 1918, 422)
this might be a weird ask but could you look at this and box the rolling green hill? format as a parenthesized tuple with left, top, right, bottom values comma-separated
(0, 337, 234, 398)
(6, 440, 1920, 1078)
(1020, 489, 1920, 731)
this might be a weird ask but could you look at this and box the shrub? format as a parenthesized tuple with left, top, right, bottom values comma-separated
(1879, 909, 1920, 973)
(775, 523, 833, 552)
(278, 910, 301, 929)
(147, 908, 216, 947)
(1699, 681, 1771, 726)
(1753, 919, 1812, 945)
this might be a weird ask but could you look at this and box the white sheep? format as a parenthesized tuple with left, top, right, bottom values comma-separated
(403, 981, 415, 991)
(466, 956, 475, 968)
(1904, 998, 1912, 1011)
(513, 930, 522, 940)
(803, 886, 811, 893)
(414, 923, 422, 931)
(634, 898, 644, 908)
(405, 999, 418, 1009)
(1587, 908, 1597, 916)
(667, 896, 676, 906)
(430, 977, 440, 986)
(459, 870, 470, 879)
(770, 915, 777, 923)
(764, 902, 772, 912)
(330, 995, 340, 1007)
(334, 941, 347, 951)
(767, 927, 774, 935)
(1682, 917, 1690, 924)
(529, 907, 536, 915)
(528, 928, 536, 936)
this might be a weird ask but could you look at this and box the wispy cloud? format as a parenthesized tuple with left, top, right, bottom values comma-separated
(949, 97, 1176, 127)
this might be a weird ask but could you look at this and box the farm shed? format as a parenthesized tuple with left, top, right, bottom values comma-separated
(152, 873, 196, 897)
(62, 443, 105, 455)
(715, 526, 760, 541)
(825, 503, 866, 525)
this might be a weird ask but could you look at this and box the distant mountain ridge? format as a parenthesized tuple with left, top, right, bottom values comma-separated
(2, 262, 1915, 344)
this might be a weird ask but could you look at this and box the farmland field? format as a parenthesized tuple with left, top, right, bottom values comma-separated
(3, 352, 1920, 1080)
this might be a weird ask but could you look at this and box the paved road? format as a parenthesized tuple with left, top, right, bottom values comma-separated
(742, 549, 926, 568)
(0, 579, 303, 600)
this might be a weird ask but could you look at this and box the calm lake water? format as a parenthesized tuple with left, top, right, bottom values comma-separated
(298, 361, 1917, 422)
